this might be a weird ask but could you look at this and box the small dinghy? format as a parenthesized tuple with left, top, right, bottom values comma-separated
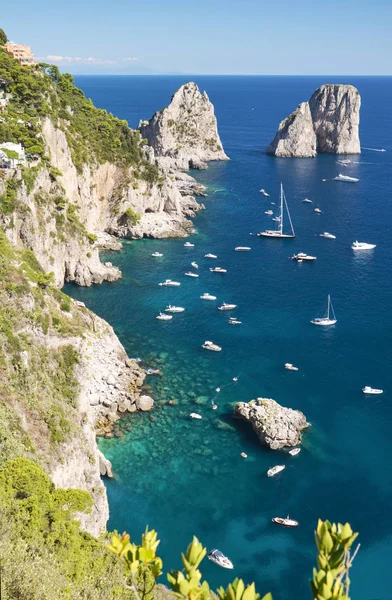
(292, 253, 317, 262)
(159, 279, 181, 287)
(210, 267, 227, 273)
(267, 465, 286, 477)
(204, 253, 217, 259)
(151, 252, 163, 257)
(235, 246, 251, 251)
(156, 312, 172, 321)
(145, 368, 160, 375)
(362, 386, 383, 395)
(228, 317, 242, 325)
(165, 305, 185, 313)
(288, 448, 301, 456)
(265, 210, 273, 215)
(352, 241, 376, 250)
(191, 262, 199, 269)
(218, 302, 237, 311)
(185, 272, 199, 277)
(302, 198, 313, 203)
(240, 452, 247, 458)
(285, 363, 298, 371)
(184, 242, 195, 247)
(320, 232, 336, 239)
(314, 208, 322, 214)
(259, 189, 270, 197)
(208, 549, 234, 569)
(201, 293, 216, 301)
(202, 341, 222, 352)
(272, 515, 299, 527)
(190, 412, 202, 419)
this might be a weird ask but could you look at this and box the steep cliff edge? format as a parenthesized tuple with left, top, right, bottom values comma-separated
(138, 82, 229, 171)
(267, 84, 361, 157)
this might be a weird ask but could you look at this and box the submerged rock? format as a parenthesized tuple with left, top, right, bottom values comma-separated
(136, 395, 154, 411)
(267, 84, 361, 157)
(234, 397, 309, 449)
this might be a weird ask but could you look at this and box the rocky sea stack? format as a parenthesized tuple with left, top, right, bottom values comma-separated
(234, 397, 309, 449)
(267, 84, 361, 157)
(138, 82, 229, 170)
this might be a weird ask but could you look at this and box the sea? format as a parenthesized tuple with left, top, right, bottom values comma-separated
(66, 75, 392, 600)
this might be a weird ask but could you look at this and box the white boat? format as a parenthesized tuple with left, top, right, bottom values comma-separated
(351, 241, 376, 250)
(156, 312, 173, 321)
(265, 210, 273, 215)
(267, 465, 286, 477)
(190, 412, 202, 419)
(185, 272, 199, 277)
(311, 294, 337, 326)
(204, 253, 217, 259)
(145, 368, 160, 375)
(159, 279, 181, 287)
(200, 293, 216, 301)
(184, 242, 195, 247)
(272, 216, 281, 222)
(228, 317, 242, 325)
(191, 262, 199, 269)
(202, 341, 222, 352)
(272, 516, 299, 528)
(292, 253, 317, 262)
(258, 183, 295, 239)
(362, 386, 383, 395)
(259, 189, 270, 197)
(314, 208, 322, 214)
(210, 267, 227, 273)
(208, 549, 234, 569)
(285, 363, 298, 371)
(218, 303, 237, 311)
(320, 232, 336, 239)
(334, 173, 359, 183)
(302, 198, 313, 203)
(288, 448, 301, 456)
(151, 252, 163, 257)
(235, 246, 251, 251)
(165, 305, 185, 313)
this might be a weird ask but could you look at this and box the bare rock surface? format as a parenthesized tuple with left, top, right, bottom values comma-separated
(267, 102, 316, 158)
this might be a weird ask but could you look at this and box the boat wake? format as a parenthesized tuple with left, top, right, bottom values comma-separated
(362, 147, 387, 152)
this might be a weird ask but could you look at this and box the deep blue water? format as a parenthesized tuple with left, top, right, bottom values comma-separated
(67, 76, 392, 600)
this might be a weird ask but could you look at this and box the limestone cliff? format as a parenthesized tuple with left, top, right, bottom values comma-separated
(267, 84, 361, 157)
(138, 82, 229, 170)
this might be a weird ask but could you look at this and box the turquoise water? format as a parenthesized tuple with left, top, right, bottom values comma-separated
(66, 76, 392, 600)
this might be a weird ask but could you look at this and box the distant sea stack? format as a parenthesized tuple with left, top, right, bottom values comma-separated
(267, 84, 361, 157)
(138, 82, 229, 170)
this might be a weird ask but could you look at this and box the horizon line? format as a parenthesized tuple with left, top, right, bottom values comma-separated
(71, 73, 392, 77)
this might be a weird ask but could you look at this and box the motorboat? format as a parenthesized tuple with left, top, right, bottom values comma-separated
(204, 253, 217, 259)
(191, 262, 199, 269)
(267, 465, 286, 477)
(165, 305, 185, 313)
(292, 253, 317, 262)
(240, 452, 247, 458)
(265, 210, 273, 215)
(208, 549, 234, 569)
(159, 279, 181, 287)
(190, 412, 202, 419)
(320, 232, 336, 239)
(201, 293, 216, 301)
(156, 312, 173, 321)
(151, 252, 163, 257)
(272, 216, 281, 222)
(259, 189, 270, 197)
(228, 318, 242, 325)
(288, 448, 301, 456)
(334, 173, 359, 183)
(185, 272, 199, 277)
(351, 241, 376, 250)
(362, 386, 383, 395)
(145, 368, 160, 375)
(184, 241, 195, 247)
(218, 303, 237, 311)
(311, 294, 337, 326)
(337, 159, 352, 165)
(202, 341, 222, 352)
(302, 198, 313, 203)
(285, 363, 299, 371)
(258, 183, 295, 239)
(314, 208, 322, 214)
(210, 267, 227, 273)
(235, 246, 251, 251)
(272, 516, 299, 528)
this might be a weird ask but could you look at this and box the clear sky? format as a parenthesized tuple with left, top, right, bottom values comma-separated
(2, 0, 391, 75)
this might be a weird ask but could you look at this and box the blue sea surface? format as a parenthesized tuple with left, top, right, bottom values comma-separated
(67, 75, 392, 600)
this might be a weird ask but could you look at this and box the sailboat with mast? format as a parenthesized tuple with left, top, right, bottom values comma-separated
(258, 183, 295, 239)
(311, 295, 337, 326)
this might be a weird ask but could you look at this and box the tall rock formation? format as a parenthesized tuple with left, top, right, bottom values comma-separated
(267, 84, 361, 157)
(138, 82, 229, 170)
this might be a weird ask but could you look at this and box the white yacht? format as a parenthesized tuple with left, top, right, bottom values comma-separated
(267, 465, 286, 477)
(272, 516, 299, 528)
(288, 448, 301, 456)
(314, 208, 322, 214)
(159, 279, 181, 287)
(218, 302, 237, 311)
(184, 241, 195, 247)
(228, 317, 242, 325)
(302, 198, 313, 203)
(265, 210, 273, 215)
(259, 189, 270, 197)
(320, 232, 336, 239)
(185, 272, 199, 277)
(210, 267, 227, 273)
(151, 252, 163, 257)
(202, 341, 222, 352)
(235, 246, 251, 251)
(208, 549, 234, 569)
(351, 241, 376, 250)
(362, 386, 383, 395)
(258, 183, 295, 239)
(165, 305, 185, 313)
(156, 312, 173, 321)
(204, 253, 217, 259)
(285, 363, 299, 371)
(200, 293, 217, 301)
(334, 173, 359, 183)
(191, 262, 199, 269)
(292, 253, 317, 262)
(190, 412, 202, 419)
(311, 294, 337, 326)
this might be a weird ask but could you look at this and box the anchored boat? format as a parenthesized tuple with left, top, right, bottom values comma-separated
(208, 549, 234, 569)
(165, 305, 185, 313)
(200, 293, 216, 301)
(218, 302, 237, 311)
(202, 341, 222, 352)
(258, 183, 295, 239)
(267, 465, 286, 477)
(156, 312, 172, 321)
(292, 253, 317, 262)
(334, 173, 359, 182)
(351, 241, 376, 250)
(272, 515, 299, 528)
(311, 295, 337, 326)
(159, 279, 181, 287)
(362, 386, 383, 395)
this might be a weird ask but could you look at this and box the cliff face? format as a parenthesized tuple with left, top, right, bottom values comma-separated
(138, 82, 229, 170)
(267, 84, 361, 157)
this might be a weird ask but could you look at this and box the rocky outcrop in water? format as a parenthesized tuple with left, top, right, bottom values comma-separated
(234, 398, 309, 449)
(267, 84, 361, 157)
(138, 82, 229, 171)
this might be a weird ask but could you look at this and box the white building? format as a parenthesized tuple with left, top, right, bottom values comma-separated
(0, 142, 25, 168)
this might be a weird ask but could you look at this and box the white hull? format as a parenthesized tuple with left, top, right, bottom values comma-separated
(267, 465, 286, 477)
(334, 174, 359, 182)
(352, 242, 376, 250)
(311, 319, 337, 326)
(362, 387, 383, 395)
(235, 247, 251, 251)
(258, 232, 295, 239)
(272, 517, 299, 527)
